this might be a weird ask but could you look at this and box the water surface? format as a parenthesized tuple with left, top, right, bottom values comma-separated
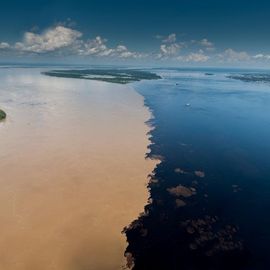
(125, 68, 270, 270)
(0, 68, 156, 270)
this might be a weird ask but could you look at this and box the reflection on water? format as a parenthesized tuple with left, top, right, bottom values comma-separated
(125, 69, 270, 270)
(0, 69, 157, 270)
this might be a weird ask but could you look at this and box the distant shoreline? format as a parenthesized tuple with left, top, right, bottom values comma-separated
(42, 68, 162, 84)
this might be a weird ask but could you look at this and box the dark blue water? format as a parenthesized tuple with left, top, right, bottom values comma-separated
(124, 69, 270, 270)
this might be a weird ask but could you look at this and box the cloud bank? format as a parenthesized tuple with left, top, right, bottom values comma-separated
(0, 25, 269, 65)
(14, 26, 82, 53)
(0, 25, 142, 60)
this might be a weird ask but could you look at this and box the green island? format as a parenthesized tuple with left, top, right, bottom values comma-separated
(227, 73, 270, 83)
(0, 109, 6, 121)
(42, 69, 162, 84)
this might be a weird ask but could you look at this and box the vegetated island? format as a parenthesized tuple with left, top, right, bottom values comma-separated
(227, 73, 270, 83)
(0, 109, 6, 121)
(42, 69, 162, 84)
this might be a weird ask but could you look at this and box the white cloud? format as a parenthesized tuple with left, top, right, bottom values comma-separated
(253, 54, 270, 60)
(156, 35, 215, 60)
(14, 26, 82, 53)
(155, 33, 177, 43)
(162, 33, 177, 43)
(157, 43, 181, 59)
(156, 33, 188, 59)
(190, 38, 215, 51)
(78, 37, 144, 59)
(184, 50, 209, 62)
(0, 42, 10, 49)
(0, 25, 144, 60)
(80, 36, 112, 56)
(1, 24, 266, 65)
(199, 38, 214, 48)
(253, 54, 264, 59)
(115, 45, 144, 58)
(218, 48, 250, 62)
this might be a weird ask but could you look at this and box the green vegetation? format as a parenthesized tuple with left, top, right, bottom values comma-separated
(0, 109, 6, 121)
(227, 73, 270, 83)
(42, 69, 161, 84)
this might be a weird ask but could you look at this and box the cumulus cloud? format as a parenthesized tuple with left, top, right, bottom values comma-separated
(185, 50, 209, 62)
(14, 26, 82, 53)
(253, 54, 270, 60)
(0, 24, 265, 65)
(156, 33, 183, 59)
(157, 43, 181, 59)
(156, 34, 215, 61)
(0, 25, 144, 60)
(218, 48, 250, 62)
(78, 37, 144, 59)
(115, 45, 144, 58)
(0, 42, 10, 49)
(79, 36, 112, 56)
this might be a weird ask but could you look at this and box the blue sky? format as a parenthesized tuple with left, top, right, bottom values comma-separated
(0, 0, 270, 66)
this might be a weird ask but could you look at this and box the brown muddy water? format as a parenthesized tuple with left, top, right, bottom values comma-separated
(0, 69, 156, 270)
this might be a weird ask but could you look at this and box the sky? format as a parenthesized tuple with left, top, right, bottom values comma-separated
(0, 0, 270, 67)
